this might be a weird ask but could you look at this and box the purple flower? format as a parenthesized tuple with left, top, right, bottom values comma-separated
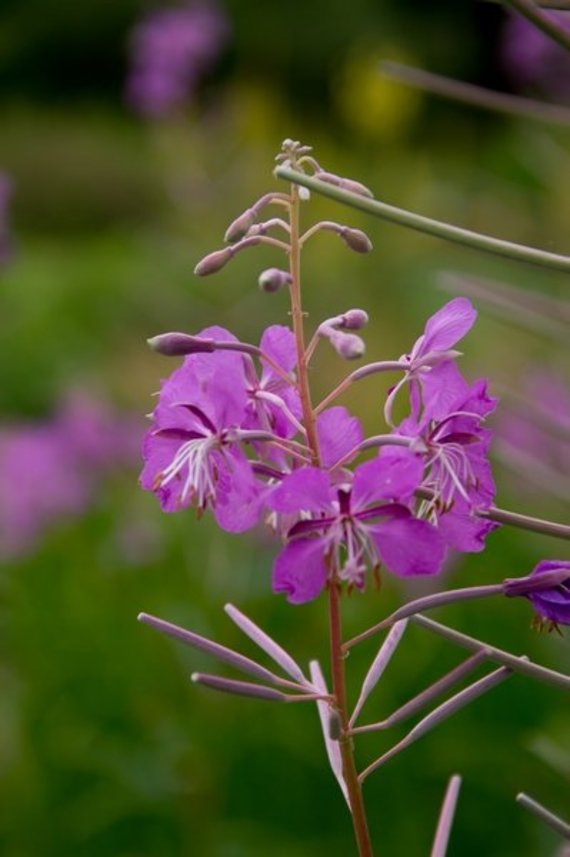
(267, 433, 445, 604)
(125, 1, 229, 118)
(502, 11, 570, 101)
(386, 298, 477, 424)
(505, 561, 570, 626)
(242, 325, 301, 441)
(0, 425, 88, 559)
(0, 390, 136, 559)
(397, 367, 499, 552)
(497, 371, 570, 499)
(140, 325, 265, 532)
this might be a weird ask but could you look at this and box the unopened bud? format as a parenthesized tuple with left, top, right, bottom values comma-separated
(194, 247, 233, 276)
(314, 171, 374, 199)
(340, 227, 373, 253)
(258, 267, 292, 293)
(329, 331, 366, 360)
(338, 178, 374, 198)
(147, 332, 215, 356)
(224, 208, 256, 244)
(339, 309, 369, 330)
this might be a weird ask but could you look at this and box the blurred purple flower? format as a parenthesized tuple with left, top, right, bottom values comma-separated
(502, 11, 570, 100)
(0, 391, 140, 560)
(498, 372, 570, 500)
(125, 1, 230, 118)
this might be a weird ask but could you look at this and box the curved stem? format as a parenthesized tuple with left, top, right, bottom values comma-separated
(275, 167, 570, 273)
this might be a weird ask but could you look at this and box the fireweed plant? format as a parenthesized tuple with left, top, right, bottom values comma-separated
(139, 140, 570, 856)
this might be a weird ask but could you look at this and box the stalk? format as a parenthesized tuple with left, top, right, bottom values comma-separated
(287, 181, 374, 856)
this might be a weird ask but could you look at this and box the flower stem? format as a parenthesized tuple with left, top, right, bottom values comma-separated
(288, 185, 321, 464)
(288, 181, 374, 855)
(328, 579, 375, 857)
(275, 167, 570, 273)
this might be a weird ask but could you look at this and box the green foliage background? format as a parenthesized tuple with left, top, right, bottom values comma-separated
(0, 1, 568, 855)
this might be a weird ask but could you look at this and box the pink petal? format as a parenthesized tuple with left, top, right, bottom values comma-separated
(317, 406, 363, 468)
(422, 298, 477, 355)
(352, 449, 423, 509)
(267, 467, 333, 514)
(371, 513, 446, 577)
(273, 537, 328, 604)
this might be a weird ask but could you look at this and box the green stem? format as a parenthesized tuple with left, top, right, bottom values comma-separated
(382, 60, 570, 127)
(275, 167, 570, 273)
(288, 183, 374, 856)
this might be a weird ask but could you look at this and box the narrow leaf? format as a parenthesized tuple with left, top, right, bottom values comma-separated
(350, 620, 408, 726)
(224, 603, 309, 686)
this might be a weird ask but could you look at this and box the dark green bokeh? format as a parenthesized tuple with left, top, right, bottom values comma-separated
(0, 2, 568, 855)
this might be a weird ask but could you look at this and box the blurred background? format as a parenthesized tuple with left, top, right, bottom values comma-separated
(0, 0, 569, 854)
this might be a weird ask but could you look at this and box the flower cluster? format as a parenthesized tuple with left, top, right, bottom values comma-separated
(142, 296, 500, 603)
(125, 1, 229, 119)
(0, 390, 139, 559)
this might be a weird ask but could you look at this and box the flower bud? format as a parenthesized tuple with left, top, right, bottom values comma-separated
(314, 171, 374, 199)
(258, 267, 292, 293)
(194, 247, 233, 276)
(339, 178, 374, 199)
(147, 332, 215, 356)
(224, 208, 256, 244)
(340, 227, 373, 253)
(329, 331, 366, 360)
(339, 309, 369, 330)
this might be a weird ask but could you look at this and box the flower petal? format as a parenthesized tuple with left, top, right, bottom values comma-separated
(213, 450, 265, 533)
(317, 406, 363, 468)
(259, 325, 297, 376)
(267, 467, 334, 514)
(273, 537, 328, 604)
(370, 511, 446, 577)
(352, 449, 423, 509)
(421, 298, 477, 355)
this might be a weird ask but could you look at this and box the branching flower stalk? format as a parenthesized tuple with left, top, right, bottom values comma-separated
(139, 140, 570, 857)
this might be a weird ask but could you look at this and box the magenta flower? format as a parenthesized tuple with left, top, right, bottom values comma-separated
(242, 325, 302, 441)
(140, 325, 266, 532)
(386, 298, 477, 424)
(505, 561, 570, 626)
(268, 442, 445, 604)
(397, 367, 499, 552)
(125, 1, 229, 118)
